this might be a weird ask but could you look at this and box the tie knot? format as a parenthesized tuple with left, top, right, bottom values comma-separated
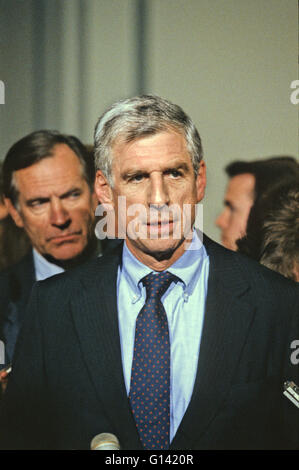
(141, 271, 179, 299)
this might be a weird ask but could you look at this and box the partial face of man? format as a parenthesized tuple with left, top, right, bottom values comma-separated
(96, 130, 206, 270)
(293, 263, 299, 282)
(0, 200, 8, 220)
(215, 173, 255, 251)
(7, 144, 96, 262)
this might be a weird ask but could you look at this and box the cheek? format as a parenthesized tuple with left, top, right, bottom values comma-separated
(72, 205, 95, 231)
(173, 185, 198, 205)
(230, 212, 247, 233)
(111, 187, 136, 217)
(115, 185, 145, 203)
(22, 214, 46, 235)
(22, 219, 48, 249)
(238, 209, 250, 227)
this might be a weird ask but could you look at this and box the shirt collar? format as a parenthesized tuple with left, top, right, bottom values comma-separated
(167, 229, 207, 298)
(33, 248, 65, 281)
(121, 229, 208, 302)
(121, 242, 152, 302)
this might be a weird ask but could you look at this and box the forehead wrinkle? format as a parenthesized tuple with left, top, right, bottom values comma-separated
(18, 174, 84, 200)
(121, 156, 192, 174)
(113, 129, 189, 157)
(14, 154, 88, 202)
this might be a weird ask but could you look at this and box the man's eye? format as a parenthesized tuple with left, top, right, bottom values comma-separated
(69, 191, 81, 198)
(30, 200, 46, 208)
(168, 170, 182, 178)
(130, 174, 144, 182)
(61, 191, 82, 200)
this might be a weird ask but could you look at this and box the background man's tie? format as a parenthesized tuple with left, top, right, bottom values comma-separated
(129, 271, 178, 450)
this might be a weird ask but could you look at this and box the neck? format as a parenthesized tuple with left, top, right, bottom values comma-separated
(126, 237, 190, 272)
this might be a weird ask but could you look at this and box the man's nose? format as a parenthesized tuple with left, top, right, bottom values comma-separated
(148, 174, 170, 208)
(215, 209, 227, 229)
(50, 199, 71, 228)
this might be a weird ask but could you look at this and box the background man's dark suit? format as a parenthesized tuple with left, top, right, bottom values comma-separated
(0, 251, 35, 367)
(0, 240, 120, 370)
(0, 237, 298, 450)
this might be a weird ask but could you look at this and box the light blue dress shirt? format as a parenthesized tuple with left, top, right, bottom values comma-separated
(33, 248, 65, 281)
(117, 230, 210, 442)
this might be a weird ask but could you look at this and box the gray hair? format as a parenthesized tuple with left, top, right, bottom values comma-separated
(94, 95, 203, 186)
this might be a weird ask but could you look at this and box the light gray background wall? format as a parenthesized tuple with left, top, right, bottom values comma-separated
(0, 0, 298, 242)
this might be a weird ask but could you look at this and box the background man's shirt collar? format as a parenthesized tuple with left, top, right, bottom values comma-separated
(33, 248, 64, 281)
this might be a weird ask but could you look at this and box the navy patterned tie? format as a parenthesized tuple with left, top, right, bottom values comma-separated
(129, 271, 178, 450)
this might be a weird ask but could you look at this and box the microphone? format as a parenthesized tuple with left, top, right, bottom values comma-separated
(90, 433, 120, 450)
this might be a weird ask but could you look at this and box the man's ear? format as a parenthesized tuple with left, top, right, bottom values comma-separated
(95, 170, 114, 208)
(91, 191, 99, 212)
(4, 198, 24, 228)
(195, 160, 207, 202)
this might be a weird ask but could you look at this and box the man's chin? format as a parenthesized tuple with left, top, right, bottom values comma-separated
(41, 240, 93, 268)
(48, 245, 85, 262)
(222, 238, 237, 251)
(128, 236, 186, 262)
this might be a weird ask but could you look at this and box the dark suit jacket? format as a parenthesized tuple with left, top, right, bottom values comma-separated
(0, 251, 35, 366)
(0, 241, 119, 368)
(0, 237, 298, 450)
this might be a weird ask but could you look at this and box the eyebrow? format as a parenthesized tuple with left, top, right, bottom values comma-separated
(121, 162, 191, 180)
(164, 162, 190, 173)
(25, 187, 82, 205)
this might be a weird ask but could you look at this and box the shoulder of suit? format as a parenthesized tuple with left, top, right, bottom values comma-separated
(0, 250, 34, 297)
(34, 242, 123, 293)
(0, 249, 33, 277)
(33, 236, 299, 299)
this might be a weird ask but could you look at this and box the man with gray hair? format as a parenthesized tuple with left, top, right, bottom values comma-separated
(0, 95, 298, 450)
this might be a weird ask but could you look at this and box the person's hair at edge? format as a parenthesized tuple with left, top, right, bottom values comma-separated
(237, 176, 299, 281)
(225, 156, 299, 204)
(94, 94, 203, 186)
(2, 130, 96, 208)
(0, 162, 5, 205)
(0, 162, 30, 269)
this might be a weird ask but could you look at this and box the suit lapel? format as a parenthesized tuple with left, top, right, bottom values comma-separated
(70, 247, 142, 449)
(11, 250, 36, 331)
(171, 237, 257, 449)
(14, 250, 36, 307)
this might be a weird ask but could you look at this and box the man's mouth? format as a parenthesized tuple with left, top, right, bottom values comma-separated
(146, 220, 175, 235)
(147, 220, 174, 225)
(48, 231, 82, 243)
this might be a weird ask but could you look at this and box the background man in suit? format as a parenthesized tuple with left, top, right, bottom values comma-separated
(236, 176, 299, 282)
(215, 157, 299, 251)
(0, 96, 298, 450)
(0, 130, 99, 374)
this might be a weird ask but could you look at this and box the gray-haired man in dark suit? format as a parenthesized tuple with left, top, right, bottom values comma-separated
(0, 96, 298, 450)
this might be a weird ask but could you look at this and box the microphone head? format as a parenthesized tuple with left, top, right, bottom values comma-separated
(90, 433, 120, 450)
